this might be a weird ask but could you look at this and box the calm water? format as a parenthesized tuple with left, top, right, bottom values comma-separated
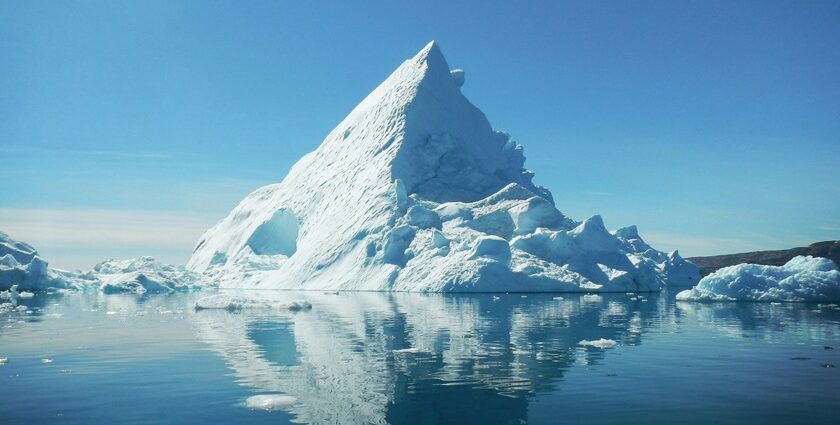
(1, 290, 838, 424)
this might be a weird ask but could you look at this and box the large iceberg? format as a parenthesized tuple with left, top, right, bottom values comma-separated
(676, 256, 840, 302)
(188, 42, 699, 292)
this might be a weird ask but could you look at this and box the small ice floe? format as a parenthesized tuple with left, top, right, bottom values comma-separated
(40, 358, 53, 364)
(17, 291, 34, 299)
(105, 311, 117, 315)
(521, 295, 527, 298)
(195, 294, 312, 312)
(0, 357, 8, 365)
(244, 394, 297, 411)
(392, 347, 423, 354)
(578, 338, 618, 349)
(492, 296, 501, 301)
(582, 294, 603, 303)
(553, 296, 564, 300)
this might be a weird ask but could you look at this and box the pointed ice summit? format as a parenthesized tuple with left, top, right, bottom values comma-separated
(188, 42, 699, 292)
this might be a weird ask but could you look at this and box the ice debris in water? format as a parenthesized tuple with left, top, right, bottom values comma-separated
(676, 256, 840, 302)
(245, 394, 297, 411)
(0, 357, 7, 365)
(392, 347, 424, 354)
(40, 358, 53, 364)
(185, 42, 700, 293)
(578, 339, 618, 349)
(194, 294, 312, 312)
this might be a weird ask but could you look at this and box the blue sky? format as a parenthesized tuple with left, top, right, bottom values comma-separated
(1, 0, 838, 269)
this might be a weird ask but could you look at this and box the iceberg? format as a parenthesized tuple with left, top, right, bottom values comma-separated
(0, 231, 201, 293)
(92, 257, 200, 294)
(0, 231, 91, 291)
(179, 41, 699, 292)
(676, 256, 840, 302)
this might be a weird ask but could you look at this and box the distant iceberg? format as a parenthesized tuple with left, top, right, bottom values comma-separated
(676, 256, 840, 302)
(187, 42, 699, 292)
(93, 257, 201, 294)
(0, 231, 90, 291)
(0, 231, 202, 294)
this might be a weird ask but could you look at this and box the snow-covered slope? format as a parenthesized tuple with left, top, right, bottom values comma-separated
(188, 42, 699, 292)
(676, 256, 840, 302)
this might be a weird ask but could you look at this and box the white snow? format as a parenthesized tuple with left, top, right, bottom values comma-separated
(194, 294, 312, 312)
(245, 394, 297, 411)
(578, 338, 618, 349)
(130, 42, 707, 292)
(676, 256, 840, 302)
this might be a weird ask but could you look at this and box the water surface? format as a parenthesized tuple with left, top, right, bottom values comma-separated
(1, 291, 838, 424)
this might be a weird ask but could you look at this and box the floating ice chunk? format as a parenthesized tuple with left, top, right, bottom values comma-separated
(41, 358, 53, 364)
(0, 357, 7, 365)
(195, 294, 312, 312)
(676, 256, 840, 302)
(392, 347, 423, 353)
(245, 394, 297, 411)
(582, 294, 603, 303)
(17, 291, 34, 299)
(578, 339, 618, 349)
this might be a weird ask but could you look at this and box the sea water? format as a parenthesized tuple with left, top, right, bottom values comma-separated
(1, 291, 838, 424)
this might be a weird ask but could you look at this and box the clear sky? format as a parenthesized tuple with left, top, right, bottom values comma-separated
(1, 0, 839, 270)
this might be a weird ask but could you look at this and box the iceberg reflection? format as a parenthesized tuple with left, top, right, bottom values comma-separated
(192, 291, 666, 424)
